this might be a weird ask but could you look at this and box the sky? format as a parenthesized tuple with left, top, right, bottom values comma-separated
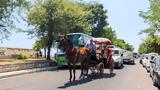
(0, 0, 150, 52)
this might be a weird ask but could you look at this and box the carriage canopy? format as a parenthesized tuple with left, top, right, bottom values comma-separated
(92, 37, 112, 45)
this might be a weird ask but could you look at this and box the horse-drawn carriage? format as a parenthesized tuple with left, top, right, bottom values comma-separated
(88, 37, 112, 77)
(56, 33, 113, 81)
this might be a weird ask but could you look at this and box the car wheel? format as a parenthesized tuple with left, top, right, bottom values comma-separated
(150, 71, 152, 78)
(119, 62, 123, 69)
(146, 67, 150, 73)
(121, 63, 124, 68)
(153, 74, 158, 86)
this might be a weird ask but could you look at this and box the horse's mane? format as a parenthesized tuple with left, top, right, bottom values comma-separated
(66, 38, 73, 47)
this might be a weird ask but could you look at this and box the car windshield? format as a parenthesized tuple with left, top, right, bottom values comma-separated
(112, 50, 120, 56)
(155, 57, 160, 70)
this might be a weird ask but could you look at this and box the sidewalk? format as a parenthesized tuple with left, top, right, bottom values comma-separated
(0, 66, 58, 78)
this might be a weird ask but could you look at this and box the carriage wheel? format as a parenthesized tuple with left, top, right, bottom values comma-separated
(90, 65, 96, 73)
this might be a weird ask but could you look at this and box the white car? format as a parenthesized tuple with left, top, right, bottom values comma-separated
(142, 54, 149, 67)
(112, 48, 123, 68)
(146, 53, 158, 72)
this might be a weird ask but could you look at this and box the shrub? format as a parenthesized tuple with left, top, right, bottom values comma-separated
(18, 53, 29, 59)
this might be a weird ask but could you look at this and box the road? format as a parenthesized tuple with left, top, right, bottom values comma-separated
(0, 59, 158, 90)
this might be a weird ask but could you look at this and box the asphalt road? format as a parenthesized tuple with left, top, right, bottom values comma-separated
(0, 59, 158, 90)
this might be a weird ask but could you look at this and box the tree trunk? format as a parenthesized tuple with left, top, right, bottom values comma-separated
(47, 46, 51, 60)
(44, 47, 46, 58)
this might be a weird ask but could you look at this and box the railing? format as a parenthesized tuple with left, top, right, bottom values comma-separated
(0, 61, 56, 73)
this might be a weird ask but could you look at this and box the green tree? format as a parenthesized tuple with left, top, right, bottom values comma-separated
(27, 0, 91, 60)
(139, 0, 160, 34)
(139, 0, 160, 54)
(138, 43, 147, 54)
(114, 39, 126, 49)
(0, 0, 29, 40)
(33, 37, 47, 58)
(138, 35, 160, 54)
(125, 43, 134, 51)
(102, 26, 117, 42)
(85, 3, 108, 37)
(113, 39, 133, 51)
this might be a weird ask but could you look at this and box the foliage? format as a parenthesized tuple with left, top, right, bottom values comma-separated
(139, 0, 160, 34)
(27, 0, 91, 60)
(138, 43, 147, 54)
(125, 43, 134, 51)
(0, 0, 29, 40)
(18, 53, 29, 59)
(138, 35, 160, 54)
(33, 39, 44, 51)
(102, 26, 117, 42)
(85, 3, 108, 37)
(33, 37, 47, 58)
(114, 39, 133, 51)
(139, 0, 160, 54)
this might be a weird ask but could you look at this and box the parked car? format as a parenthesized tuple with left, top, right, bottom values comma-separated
(139, 54, 145, 64)
(112, 48, 124, 68)
(123, 51, 135, 64)
(145, 53, 158, 72)
(150, 56, 160, 87)
(142, 54, 149, 67)
(149, 53, 159, 78)
(133, 52, 138, 59)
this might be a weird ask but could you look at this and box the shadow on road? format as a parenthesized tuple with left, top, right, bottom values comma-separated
(57, 73, 116, 89)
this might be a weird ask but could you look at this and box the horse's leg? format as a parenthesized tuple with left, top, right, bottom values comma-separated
(73, 64, 76, 81)
(79, 64, 83, 79)
(68, 63, 72, 82)
(84, 61, 89, 76)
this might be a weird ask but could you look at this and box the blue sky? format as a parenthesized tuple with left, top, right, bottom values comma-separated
(0, 0, 150, 52)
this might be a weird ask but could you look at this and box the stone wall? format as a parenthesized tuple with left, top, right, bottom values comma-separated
(0, 47, 37, 59)
(0, 60, 56, 73)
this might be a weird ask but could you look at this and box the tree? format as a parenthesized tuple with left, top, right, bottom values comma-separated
(0, 0, 29, 40)
(125, 43, 134, 51)
(27, 0, 91, 60)
(33, 37, 47, 58)
(139, 0, 160, 35)
(139, 0, 160, 53)
(138, 35, 160, 54)
(113, 39, 134, 51)
(102, 26, 117, 42)
(85, 3, 108, 37)
(139, 43, 146, 54)
(114, 39, 126, 49)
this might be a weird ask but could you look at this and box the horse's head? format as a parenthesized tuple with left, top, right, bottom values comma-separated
(57, 35, 71, 51)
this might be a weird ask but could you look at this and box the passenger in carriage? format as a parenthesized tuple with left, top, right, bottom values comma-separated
(86, 39, 98, 62)
(86, 39, 96, 50)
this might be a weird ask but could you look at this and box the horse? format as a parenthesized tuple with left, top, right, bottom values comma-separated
(57, 35, 91, 82)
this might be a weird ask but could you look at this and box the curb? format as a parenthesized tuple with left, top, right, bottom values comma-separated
(0, 66, 58, 79)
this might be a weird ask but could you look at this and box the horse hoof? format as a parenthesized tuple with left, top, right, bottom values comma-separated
(69, 79, 72, 82)
(73, 78, 76, 81)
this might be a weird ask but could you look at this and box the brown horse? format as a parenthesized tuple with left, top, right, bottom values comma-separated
(58, 35, 91, 82)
